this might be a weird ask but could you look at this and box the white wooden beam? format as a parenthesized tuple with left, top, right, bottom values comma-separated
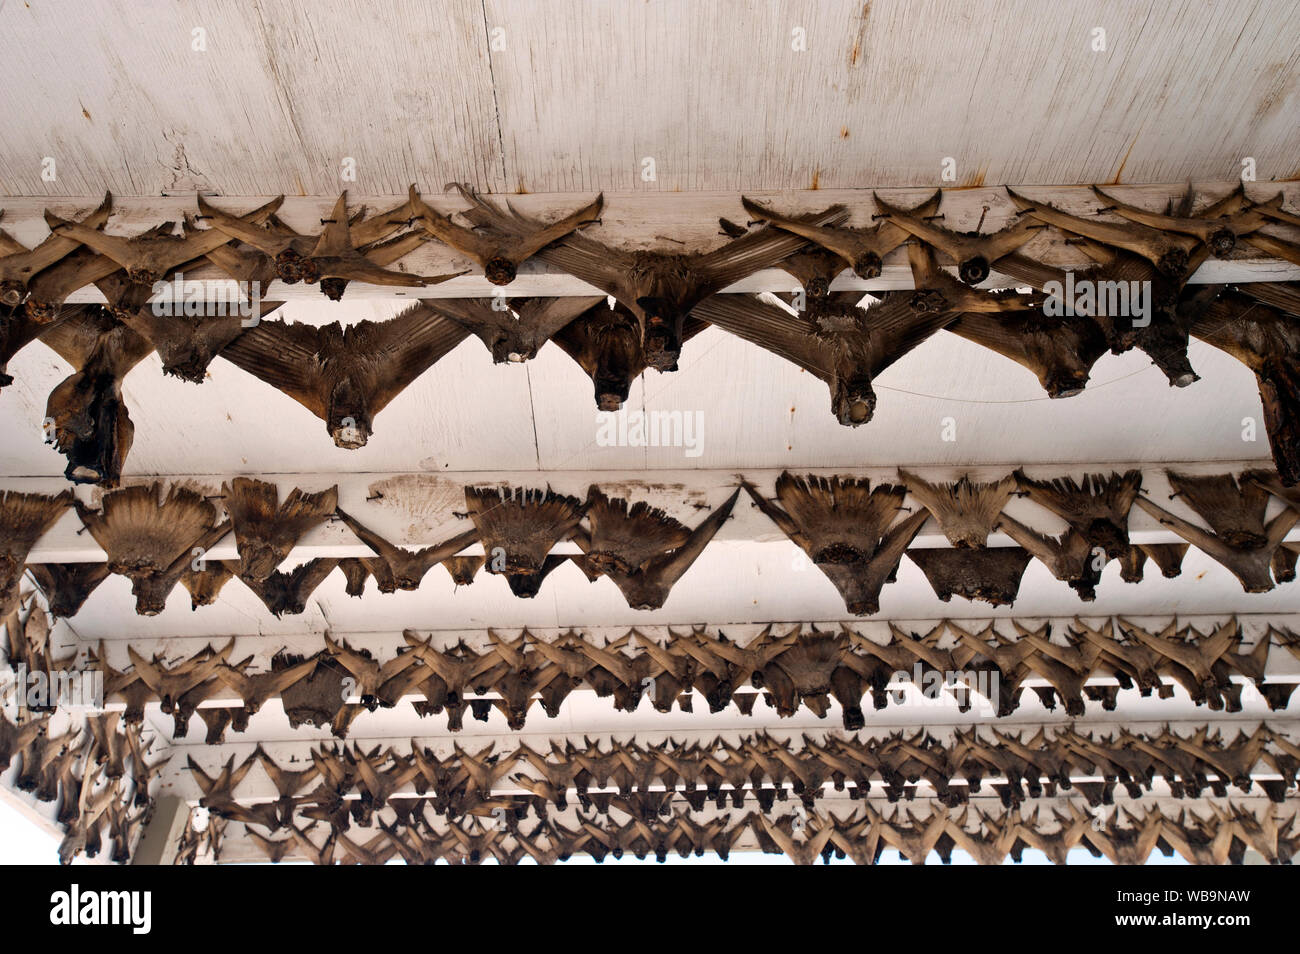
(130, 795, 188, 866)
(71, 622, 1298, 738)
(0, 183, 1296, 302)
(5, 462, 1295, 564)
(76, 614, 1300, 667)
(163, 722, 1300, 804)
(106, 674, 1300, 758)
(204, 797, 1300, 866)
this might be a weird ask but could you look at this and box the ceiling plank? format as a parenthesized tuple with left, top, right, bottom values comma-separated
(3, 2, 1295, 194)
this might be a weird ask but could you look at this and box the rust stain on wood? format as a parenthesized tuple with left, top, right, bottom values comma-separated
(944, 166, 988, 190)
(1251, 61, 1291, 121)
(1110, 136, 1140, 185)
(849, 2, 871, 67)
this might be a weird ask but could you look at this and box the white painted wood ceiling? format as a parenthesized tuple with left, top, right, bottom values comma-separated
(0, 3, 1294, 574)
(0, 302, 1281, 476)
(1, 0, 1297, 643)
(0, 0, 1296, 197)
(2, 2, 1299, 867)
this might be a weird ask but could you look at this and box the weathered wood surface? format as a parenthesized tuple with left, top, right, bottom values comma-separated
(1, 2, 1296, 196)
(0, 184, 1296, 301)
(6, 463, 1294, 561)
(10, 464, 1300, 642)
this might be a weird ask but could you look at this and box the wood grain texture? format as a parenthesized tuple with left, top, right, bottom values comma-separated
(1, 2, 1295, 194)
(0, 0, 501, 196)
